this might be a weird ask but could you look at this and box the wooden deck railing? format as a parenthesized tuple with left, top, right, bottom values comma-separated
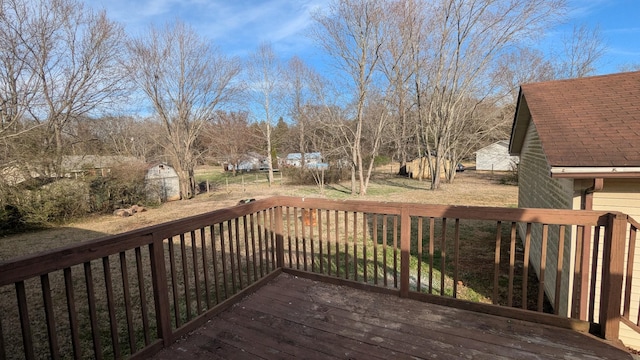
(0, 196, 636, 359)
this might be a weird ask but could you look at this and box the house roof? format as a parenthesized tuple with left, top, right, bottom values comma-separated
(286, 152, 321, 160)
(61, 155, 140, 171)
(509, 71, 640, 177)
(476, 140, 509, 153)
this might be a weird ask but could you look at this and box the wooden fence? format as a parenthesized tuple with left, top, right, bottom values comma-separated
(0, 196, 636, 359)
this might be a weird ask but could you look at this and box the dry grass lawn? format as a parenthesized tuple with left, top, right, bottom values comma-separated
(0, 168, 525, 359)
(0, 168, 517, 262)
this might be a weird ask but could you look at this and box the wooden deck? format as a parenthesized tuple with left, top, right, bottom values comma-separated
(150, 274, 632, 360)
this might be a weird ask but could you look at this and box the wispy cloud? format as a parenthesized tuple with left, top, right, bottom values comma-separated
(90, 0, 327, 59)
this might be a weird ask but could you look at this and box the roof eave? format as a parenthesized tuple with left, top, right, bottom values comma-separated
(508, 88, 529, 156)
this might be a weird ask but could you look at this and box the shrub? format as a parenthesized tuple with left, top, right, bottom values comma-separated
(88, 164, 150, 213)
(1, 179, 90, 232)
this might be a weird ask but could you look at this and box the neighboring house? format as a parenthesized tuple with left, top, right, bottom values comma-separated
(285, 152, 323, 168)
(145, 163, 180, 202)
(509, 71, 640, 349)
(226, 152, 270, 172)
(61, 155, 140, 178)
(475, 140, 519, 171)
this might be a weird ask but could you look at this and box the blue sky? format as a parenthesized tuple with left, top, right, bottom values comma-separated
(89, 0, 639, 76)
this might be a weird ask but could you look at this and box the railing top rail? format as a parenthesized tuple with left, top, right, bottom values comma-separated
(0, 197, 278, 286)
(272, 196, 612, 226)
(626, 214, 640, 230)
(0, 195, 621, 287)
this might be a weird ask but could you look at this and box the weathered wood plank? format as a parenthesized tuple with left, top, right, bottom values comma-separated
(150, 274, 632, 360)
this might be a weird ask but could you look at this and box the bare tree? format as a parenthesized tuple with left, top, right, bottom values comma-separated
(378, 0, 422, 173)
(286, 56, 315, 169)
(0, 0, 129, 176)
(312, 0, 385, 196)
(412, 0, 565, 189)
(204, 111, 253, 176)
(246, 42, 283, 186)
(557, 24, 606, 79)
(128, 21, 241, 199)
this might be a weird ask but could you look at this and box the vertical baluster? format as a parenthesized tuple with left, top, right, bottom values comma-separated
(353, 212, 358, 281)
(493, 221, 502, 304)
(344, 211, 349, 280)
(270, 208, 277, 270)
(243, 216, 252, 284)
(134, 248, 151, 345)
(453, 219, 460, 299)
(103, 256, 120, 358)
(191, 231, 202, 314)
(180, 234, 192, 320)
(16, 281, 34, 360)
(257, 211, 265, 276)
(588, 226, 601, 323)
(210, 225, 221, 304)
(250, 214, 259, 281)
(335, 210, 340, 278)
(394, 216, 399, 289)
(302, 208, 308, 271)
(235, 219, 243, 289)
(362, 213, 367, 283)
(429, 218, 435, 294)
(84, 262, 103, 359)
(318, 210, 324, 274)
(538, 224, 549, 312)
(201, 228, 211, 309)
(508, 223, 517, 307)
(310, 209, 315, 272)
(326, 209, 332, 276)
(571, 226, 591, 320)
(227, 220, 237, 294)
(219, 223, 229, 300)
(286, 208, 292, 268)
(373, 215, 379, 286)
(41, 274, 60, 359)
(119, 252, 136, 353)
(64, 267, 82, 358)
(440, 218, 446, 296)
(382, 215, 388, 287)
(522, 223, 532, 310)
(294, 208, 300, 270)
(623, 226, 636, 320)
(417, 217, 423, 292)
(554, 225, 566, 314)
(167, 237, 180, 327)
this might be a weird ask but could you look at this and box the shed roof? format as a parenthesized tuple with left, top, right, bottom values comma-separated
(509, 71, 640, 176)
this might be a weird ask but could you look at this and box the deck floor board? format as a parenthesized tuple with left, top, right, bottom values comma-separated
(150, 274, 633, 359)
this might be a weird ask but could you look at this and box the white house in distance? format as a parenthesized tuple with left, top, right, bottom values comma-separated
(285, 152, 323, 168)
(475, 140, 519, 171)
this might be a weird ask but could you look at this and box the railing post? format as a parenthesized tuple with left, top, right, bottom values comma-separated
(275, 206, 285, 269)
(599, 212, 626, 341)
(149, 233, 173, 347)
(400, 208, 411, 298)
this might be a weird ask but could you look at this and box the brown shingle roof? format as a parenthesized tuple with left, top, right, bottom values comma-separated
(517, 71, 640, 167)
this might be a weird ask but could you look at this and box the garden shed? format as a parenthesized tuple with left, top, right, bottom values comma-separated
(145, 163, 180, 202)
(509, 70, 640, 349)
(475, 140, 518, 171)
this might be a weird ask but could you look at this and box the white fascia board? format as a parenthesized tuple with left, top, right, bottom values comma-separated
(551, 167, 640, 175)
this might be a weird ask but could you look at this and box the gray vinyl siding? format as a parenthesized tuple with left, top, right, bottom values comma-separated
(517, 119, 574, 316)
